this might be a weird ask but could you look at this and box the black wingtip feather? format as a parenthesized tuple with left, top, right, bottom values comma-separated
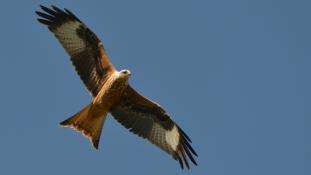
(39, 5, 45, 9)
(40, 5, 57, 16)
(178, 126, 192, 143)
(180, 148, 190, 169)
(178, 156, 184, 169)
(182, 138, 198, 157)
(64, 8, 82, 22)
(51, 5, 64, 13)
(39, 4, 46, 8)
(174, 126, 198, 169)
(36, 5, 84, 32)
(37, 18, 52, 25)
(181, 139, 198, 165)
(36, 11, 55, 21)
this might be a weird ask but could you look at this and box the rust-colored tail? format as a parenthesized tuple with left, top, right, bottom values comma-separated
(59, 103, 107, 149)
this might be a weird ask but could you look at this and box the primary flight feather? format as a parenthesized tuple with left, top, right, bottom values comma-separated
(36, 5, 197, 169)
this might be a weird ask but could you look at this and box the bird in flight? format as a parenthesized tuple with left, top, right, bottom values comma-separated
(36, 5, 197, 169)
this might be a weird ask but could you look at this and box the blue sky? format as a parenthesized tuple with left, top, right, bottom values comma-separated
(0, 0, 310, 174)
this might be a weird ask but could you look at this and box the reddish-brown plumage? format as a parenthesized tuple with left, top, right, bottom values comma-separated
(37, 5, 197, 169)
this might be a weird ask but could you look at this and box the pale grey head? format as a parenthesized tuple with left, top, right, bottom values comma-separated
(120, 69, 131, 76)
(115, 69, 131, 83)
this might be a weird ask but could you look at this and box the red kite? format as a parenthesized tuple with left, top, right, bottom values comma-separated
(36, 5, 197, 169)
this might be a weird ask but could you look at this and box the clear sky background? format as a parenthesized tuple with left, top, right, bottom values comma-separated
(0, 0, 310, 174)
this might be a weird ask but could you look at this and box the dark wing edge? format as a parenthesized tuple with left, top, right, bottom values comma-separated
(36, 5, 116, 96)
(110, 86, 198, 169)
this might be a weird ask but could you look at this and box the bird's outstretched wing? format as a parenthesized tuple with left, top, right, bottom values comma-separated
(110, 86, 198, 169)
(36, 5, 116, 96)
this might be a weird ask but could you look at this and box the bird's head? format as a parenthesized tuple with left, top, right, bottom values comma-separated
(119, 69, 131, 79)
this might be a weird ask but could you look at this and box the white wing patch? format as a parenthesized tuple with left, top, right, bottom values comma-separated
(149, 123, 180, 153)
(53, 21, 86, 56)
(165, 125, 180, 151)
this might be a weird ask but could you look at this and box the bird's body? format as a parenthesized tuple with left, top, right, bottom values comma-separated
(60, 70, 131, 147)
(93, 70, 130, 107)
(36, 5, 197, 169)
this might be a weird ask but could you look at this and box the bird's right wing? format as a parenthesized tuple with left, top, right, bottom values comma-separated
(36, 5, 116, 97)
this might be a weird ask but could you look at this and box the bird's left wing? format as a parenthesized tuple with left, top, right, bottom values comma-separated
(110, 86, 197, 169)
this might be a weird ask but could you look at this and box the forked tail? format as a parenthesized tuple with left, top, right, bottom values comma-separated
(59, 103, 107, 149)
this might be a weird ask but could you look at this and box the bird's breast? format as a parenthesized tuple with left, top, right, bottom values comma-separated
(93, 76, 128, 109)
